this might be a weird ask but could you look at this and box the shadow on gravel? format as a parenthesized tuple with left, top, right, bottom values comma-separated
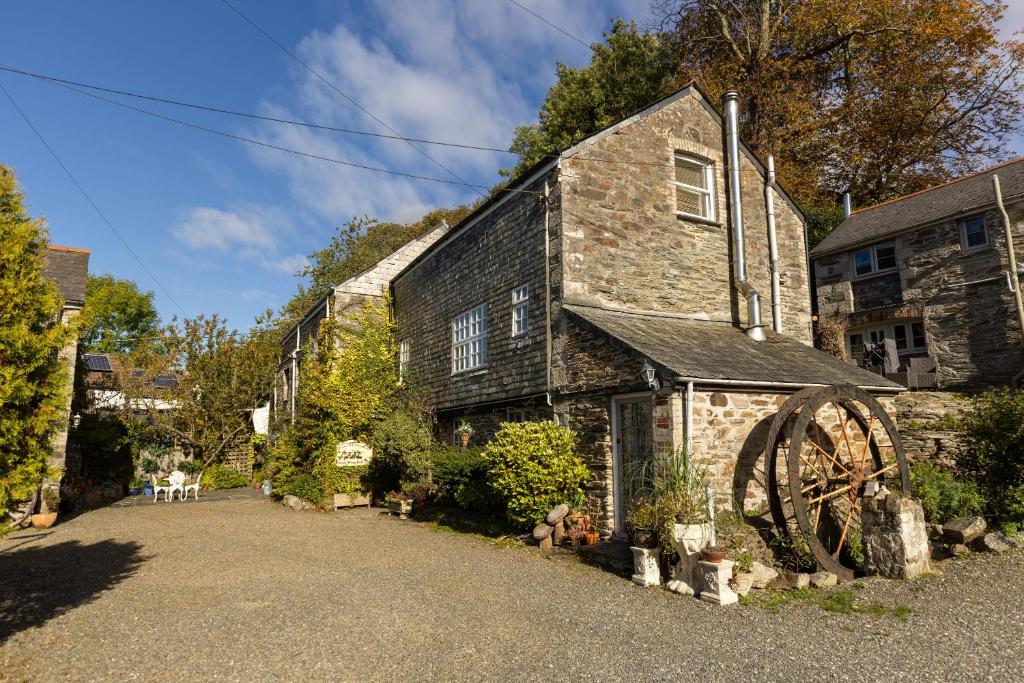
(0, 539, 146, 642)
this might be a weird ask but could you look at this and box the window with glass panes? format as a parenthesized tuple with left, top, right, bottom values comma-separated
(399, 339, 409, 381)
(452, 304, 488, 373)
(852, 243, 897, 277)
(847, 321, 926, 358)
(673, 153, 714, 220)
(961, 216, 989, 251)
(512, 285, 528, 336)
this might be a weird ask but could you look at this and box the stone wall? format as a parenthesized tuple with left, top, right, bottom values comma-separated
(558, 89, 813, 343)
(813, 201, 1024, 388)
(553, 395, 616, 532)
(436, 401, 553, 448)
(895, 391, 970, 468)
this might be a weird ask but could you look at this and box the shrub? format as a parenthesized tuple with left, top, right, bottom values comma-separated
(278, 472, 322, 504)
(910, 461, 984, 524)
(483, 421, 589, 527)
(430, 446, 498, 512)
(313, 446, 369, 497)
(201, 464, 248, 490)
(368, 409, 434, 493)
(957, 388, 1024, 528)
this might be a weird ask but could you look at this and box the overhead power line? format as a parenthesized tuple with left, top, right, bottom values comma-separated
(0, 81, 187, 317)
(506, 0, 591, 48)
(218, 0, 482, 195)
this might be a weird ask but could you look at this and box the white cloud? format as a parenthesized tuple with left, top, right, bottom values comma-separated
(261, 253, 308, 275)
(173, 206, 279, 252)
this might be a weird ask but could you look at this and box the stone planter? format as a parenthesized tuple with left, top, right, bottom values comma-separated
(630, 546, 662, 587)
(333, 492, 371, 509)
(31, 512, 58, 529)
(386, 499, 413, 519)
(666, 523, 713, 596)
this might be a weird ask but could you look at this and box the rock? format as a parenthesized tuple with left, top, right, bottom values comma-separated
(951, 543, 969, 556)
(929, 523, 944, 540)
(551, 519, 566, 545)
(862, 491, 932, 580)
(545, 504, 569, 525)
(731, 572, 755, 596)
(532, 523, 553, 541)
(973, 531, 1017, 553)
(942, 516, 986, 544)
(538, 535, 553, 551)
(283, 495, 302, 511)
(666, 578, 695, 596)
(781, 571, 810, 589)
(748, 561, 779, 589)
(810, 571, 838, 588)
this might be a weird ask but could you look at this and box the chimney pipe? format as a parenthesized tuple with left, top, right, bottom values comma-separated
(765, 155, 783, 333)
(843, 192, 853, 218)
(723, 90, 765, 341)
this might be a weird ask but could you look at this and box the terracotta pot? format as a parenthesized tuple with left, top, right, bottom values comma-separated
(701, 548, 727, 563)
(630, 527, 658, 549)
(459, 432, 471, 447)
(583, 531, 601, 545)
(31, 512, 58, 529)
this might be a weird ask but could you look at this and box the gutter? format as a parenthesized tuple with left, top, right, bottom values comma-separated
(994, 174, 1024, 346)
(672, 375, 904, 393)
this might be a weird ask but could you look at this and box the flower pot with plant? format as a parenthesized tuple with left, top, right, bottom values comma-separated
(141, 457, 159, 496)
(31, 487, 60, 529)
(700, 546, 728, 563)
(455, 420, 474, 447)
(384, 491, 413, 519)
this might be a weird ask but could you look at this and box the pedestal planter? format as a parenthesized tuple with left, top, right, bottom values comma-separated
(630, 546, 662, 587)
(698, 559, 738, 606)
(31, 512, 58, 529)
(386, 499, 413, 519)
(666, 523, 712, 596)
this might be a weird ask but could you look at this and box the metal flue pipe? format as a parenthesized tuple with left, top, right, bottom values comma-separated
(843, 192, 853, 218)
(722, 91, 765, 341)
(765, 155, 783, 333)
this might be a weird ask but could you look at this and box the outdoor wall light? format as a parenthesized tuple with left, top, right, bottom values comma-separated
(640, 361, 660, 391)
(71, 413, 82, 429)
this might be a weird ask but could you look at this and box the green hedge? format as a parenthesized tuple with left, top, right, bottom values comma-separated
(278, 472, 322, 504)
(910, 461, 984, 524)
(483, 421, 589, 528)
(201, 464, 248, 490)
(430, 446, 498, 512)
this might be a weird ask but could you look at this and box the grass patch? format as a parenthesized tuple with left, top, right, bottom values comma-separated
(428, 521, 524, 549)
(743, 587, 913, 619)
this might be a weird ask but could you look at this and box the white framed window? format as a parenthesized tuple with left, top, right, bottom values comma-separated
(398, 339, 410, 382)
(452, 304, 488, 373)
(852, 243, 897, 277)
(847, 321, 926, 359)
(961, 215, 990, 252)
(512, 285, 529, 337)
(673, 153, 715, 220)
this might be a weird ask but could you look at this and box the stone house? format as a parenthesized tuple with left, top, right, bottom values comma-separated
(273, 223, 448, 420)
(811, 158, 1024, 389)
(391, 86, 901, 532)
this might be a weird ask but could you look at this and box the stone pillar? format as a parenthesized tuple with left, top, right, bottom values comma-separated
(862, 489, 932, 580)
(630, 546, 662, 587)
(698, 559, 738, 606)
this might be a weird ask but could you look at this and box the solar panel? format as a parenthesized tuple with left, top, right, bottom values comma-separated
(154, 374, 179, 389)
(83, 354, 113, 372)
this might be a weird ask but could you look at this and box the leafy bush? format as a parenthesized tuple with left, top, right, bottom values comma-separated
(201, 464, 248, 490)
(957, 388, 1024, 528)
(483, 421, 589, 527)
(910, 461, 984, 524)
(431, 446, 498, 512)
(368, 409, 434, 493)
(313, 446, 369, 497)
(278, 472, 322, 504)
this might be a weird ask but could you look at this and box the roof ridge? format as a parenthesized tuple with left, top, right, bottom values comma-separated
(851, 156, 1024, 216)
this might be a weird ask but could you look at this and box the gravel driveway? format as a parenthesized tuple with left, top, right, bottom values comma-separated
(2, 488, 1022, 681)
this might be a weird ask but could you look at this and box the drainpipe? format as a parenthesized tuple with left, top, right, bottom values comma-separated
(993, 175, 1024, 345)
(683, 381, 694, 486)
(544, 177, 553, 393)
(843, 192, 853, 219)
(722, 91, 765, 341)
(290, 325, 299, 424)
(765, 155, 782, 333)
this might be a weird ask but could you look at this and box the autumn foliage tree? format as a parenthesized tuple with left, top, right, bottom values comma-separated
(0, 165, 73, 515)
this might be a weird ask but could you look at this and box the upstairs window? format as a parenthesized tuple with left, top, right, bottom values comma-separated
(673, 153, 715, 220)
(853, 243, 897, 277)
(398, 339, 410, 382)
(452, 304, 488, 373)
(512, 285, 529, 337)
(961, 216, 989, 252)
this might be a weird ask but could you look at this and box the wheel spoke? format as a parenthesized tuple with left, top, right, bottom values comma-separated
(807, 437, 853, 478)
(858, 415, 877, 468)
(806, 483, 853, 506)
(835, 403, 859, 473)
(863, 461, 900, 481)
(833, 503, 856, 558)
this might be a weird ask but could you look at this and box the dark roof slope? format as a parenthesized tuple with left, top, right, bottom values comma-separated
(43, 245, 90, 306)
(565, 305, 903, 390)
(812, 157, 1024, 257)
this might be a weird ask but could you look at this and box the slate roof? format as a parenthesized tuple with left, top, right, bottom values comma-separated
(812, 157, 1024, 257)
(43, 245, 90, 306)
(564, 305, 904, 390)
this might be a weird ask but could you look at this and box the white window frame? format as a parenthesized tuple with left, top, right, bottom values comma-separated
(960, 215, 990, 252)
(852, 243, 897, 278)
(672, 153, 715, 221)
(398, 339, 410, 382)
(847, 321, 926, 359)
(452, 304, 488, 374)
(511, 285, 529, 337)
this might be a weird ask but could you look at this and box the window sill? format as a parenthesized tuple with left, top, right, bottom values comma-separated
(960, 245, 994, 257)
(675, 213, 721, 228)
(452, 367, 488, 379)
(852, 268, 899, 282)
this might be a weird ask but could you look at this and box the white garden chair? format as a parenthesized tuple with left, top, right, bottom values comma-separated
(183, 471, 204, 501)
(167, 470, 186, 501)
(151, 475, 169, 503)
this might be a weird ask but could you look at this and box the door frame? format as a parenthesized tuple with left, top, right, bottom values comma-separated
(610, 392, 654, 535)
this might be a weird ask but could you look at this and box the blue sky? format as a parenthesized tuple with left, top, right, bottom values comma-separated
(2, 1, 1021, 330)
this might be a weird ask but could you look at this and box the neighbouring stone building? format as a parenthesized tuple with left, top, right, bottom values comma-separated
(42, 244, 90, 489)
(811, 158, 1024, 389)
(273, 223, 448, 420)
(391, 86, 902, 532)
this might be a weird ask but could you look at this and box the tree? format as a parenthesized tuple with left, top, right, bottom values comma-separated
(503, 19, 676, 179)
(654, 0, 1024, 207)
(0, 165, 73, 515)
(81, 273, 160, 354)
(119, 313, 277, 466)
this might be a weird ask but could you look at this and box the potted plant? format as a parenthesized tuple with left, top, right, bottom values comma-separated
(455, 420, 474, 447)
(141, 457, 158, 496)
(625, 498, 660, 549)
(581, 496, 602, 545)
(128, 477, 145, 496)
(31, 487, 60, 529)
(701, 546, 728, 563)
(384, 491, 413, 519)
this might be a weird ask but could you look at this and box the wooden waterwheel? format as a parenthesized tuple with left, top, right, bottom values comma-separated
(765, 384, 910, 581)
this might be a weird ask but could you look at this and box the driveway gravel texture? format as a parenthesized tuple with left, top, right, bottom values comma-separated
(1, 489, 1022, 682)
